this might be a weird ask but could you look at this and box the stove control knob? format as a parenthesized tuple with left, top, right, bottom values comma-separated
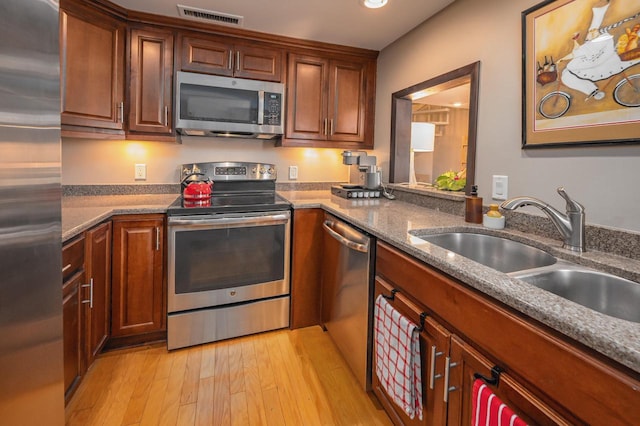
(252, 167, 257, 173)
(260, 168, 266, 174)
(268, 168, 275, 175)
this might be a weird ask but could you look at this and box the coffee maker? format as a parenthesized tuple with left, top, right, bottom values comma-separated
(331, 151, 383, 199)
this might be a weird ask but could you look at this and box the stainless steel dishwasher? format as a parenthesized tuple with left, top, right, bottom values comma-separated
(321, 213, 375, 391)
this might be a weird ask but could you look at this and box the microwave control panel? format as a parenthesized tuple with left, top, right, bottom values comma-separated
(264, 92, 282, 125)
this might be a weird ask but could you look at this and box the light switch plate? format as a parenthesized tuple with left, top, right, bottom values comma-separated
(492, 175, 508, 200)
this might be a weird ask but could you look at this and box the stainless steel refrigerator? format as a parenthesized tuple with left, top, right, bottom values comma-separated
(0, 0, 64, 424)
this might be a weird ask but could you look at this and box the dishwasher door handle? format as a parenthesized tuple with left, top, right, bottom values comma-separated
(323, 220, 369, 253)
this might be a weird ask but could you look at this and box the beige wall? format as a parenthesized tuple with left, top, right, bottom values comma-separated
(61, 137, 350, 184)
(373, 0, 640, 232)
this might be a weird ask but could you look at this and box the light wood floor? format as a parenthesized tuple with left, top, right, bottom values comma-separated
(65, 326, 392, 426)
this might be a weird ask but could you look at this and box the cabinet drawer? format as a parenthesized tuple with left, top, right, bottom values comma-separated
(62, 235, 85, 281)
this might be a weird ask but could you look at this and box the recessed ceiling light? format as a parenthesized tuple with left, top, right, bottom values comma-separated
(362, 0, 388, 9)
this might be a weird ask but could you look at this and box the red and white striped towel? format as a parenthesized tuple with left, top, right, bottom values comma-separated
(472, 378, 527, 426)
(374, 294, 423, 420)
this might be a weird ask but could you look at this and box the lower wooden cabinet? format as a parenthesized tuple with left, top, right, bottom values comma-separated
(290, 208, 325, 329)
(84, 221, 111, 367)
(111, 215, 166, 343)
(374, 241, 640, 425)
(62, 235, 85, 402)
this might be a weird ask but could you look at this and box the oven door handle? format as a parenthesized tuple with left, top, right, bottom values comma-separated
(168, 213, 289, 228)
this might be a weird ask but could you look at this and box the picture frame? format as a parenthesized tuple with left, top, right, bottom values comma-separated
(522, 0, 640, 148)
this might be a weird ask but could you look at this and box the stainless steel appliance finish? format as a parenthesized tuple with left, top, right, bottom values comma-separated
(321, 213, 374, 391)
(175, 71, 284, 139)
(167, 162, 291, 350)
(0, 0, 64, 424)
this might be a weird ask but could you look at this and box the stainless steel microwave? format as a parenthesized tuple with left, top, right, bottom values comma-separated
(175, 71, 285, 139)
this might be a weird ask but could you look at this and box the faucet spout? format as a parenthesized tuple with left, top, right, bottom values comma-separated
(500, 187, 586, 252)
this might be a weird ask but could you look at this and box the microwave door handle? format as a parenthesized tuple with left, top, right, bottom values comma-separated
(258, 90, 265, 125)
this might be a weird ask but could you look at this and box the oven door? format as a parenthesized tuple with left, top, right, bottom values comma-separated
(167, 210, 290, 313)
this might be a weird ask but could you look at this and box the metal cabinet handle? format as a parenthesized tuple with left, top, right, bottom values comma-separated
(322, 220, 369, 253)
(164, 106, 169, 127)
(236, 51, 240, 71)
(329, 118, 334, 135)
(323, 118, 328, 136)
(155, 227, 160, 251)
(228, 50, 233, 70)
(429, 345, 444, 390)
(443, 356, 458, 403)
(62, 263, 72, 273)
(118, 101, 124, 123)
(81, 278, 94, 309)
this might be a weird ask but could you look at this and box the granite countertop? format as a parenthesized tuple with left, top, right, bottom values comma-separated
(62, 194, 179, 241)
(62, 190, 640, 374)
(278, 190, 640, 375)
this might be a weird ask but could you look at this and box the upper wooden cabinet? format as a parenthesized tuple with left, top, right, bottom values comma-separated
(179, 34, 283, 82)
(283, 53, 375, 148)
(60, 3, 125, 137)
(127, 27, 174, 138)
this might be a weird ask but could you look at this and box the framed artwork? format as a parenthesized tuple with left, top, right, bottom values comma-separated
(522, 0, 640, 148)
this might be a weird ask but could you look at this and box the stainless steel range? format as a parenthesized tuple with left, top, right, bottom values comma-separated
(166, 161, 291, 350)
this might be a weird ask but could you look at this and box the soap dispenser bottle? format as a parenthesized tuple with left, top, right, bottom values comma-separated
(465, 185, 483, 224)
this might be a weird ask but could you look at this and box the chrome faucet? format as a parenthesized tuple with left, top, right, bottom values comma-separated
(500, 187, 586, 252)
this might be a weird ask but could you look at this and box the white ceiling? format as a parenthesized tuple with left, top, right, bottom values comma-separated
(111, 0, 455, 50)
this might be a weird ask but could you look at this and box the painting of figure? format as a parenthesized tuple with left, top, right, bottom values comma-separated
(523, 0, 640, 147)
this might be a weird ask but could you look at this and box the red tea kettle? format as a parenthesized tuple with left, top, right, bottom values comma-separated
(181, 172, 213, 202)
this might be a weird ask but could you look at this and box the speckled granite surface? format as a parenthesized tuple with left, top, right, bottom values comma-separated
(62, 194, 179, 241)
(278, 190, 640, 375)
(63, 189, 640, 374)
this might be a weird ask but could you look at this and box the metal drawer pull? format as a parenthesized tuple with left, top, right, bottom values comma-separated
(62, 263, 72, 273)
(474, 365, 504, 387)
(443, 356, 459, 403)
(81, 278, 94, 309)
(236, 51, 240, 71)
(118, 101, 124, 123)
(228, 51, 233, 69)
(164, 106, 169, 127)
(429, 345, 444, 390)
(155, 227, 160, 251)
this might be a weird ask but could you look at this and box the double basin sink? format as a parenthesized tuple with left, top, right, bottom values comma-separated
(413, 232, 640, 323)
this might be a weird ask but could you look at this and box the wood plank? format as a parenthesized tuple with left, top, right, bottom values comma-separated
(227, 340, 245, 395)
(176, 403, 196, 426)
(158, 350, 189, 426)
(139, 377, 169, 426)
(180, 346, 202, 405)
(230, 391, 250, 426)
(121, 349, 162, 424)
(194, 376, 214, 425)
(213, 340, 231, 425)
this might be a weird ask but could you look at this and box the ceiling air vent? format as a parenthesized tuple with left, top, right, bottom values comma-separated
(176, 5, 244, 27)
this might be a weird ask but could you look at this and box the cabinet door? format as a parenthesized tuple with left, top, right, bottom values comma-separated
(60, 8, 124, 132)
(327, 60, 367, 143)
(290, 209, 324, 329)
(372, 278, 451, 426)
(234, 43, 283, 82)
(286, 54, 329, 141)
(180, 35, 233, 76)
(84, 222, 111, 368)
(63, 271, 83, 401)
(128, 28, 174, 135)
(111, 215, 165, 337)
(446, 336, 573, 426)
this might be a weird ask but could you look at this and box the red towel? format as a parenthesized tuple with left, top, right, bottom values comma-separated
(472, 378, 527, 426)
(374, 295, 423, 420)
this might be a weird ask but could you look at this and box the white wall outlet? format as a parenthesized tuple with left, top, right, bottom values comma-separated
(492, 175, 508, 200)
(289, 165, 298, 180)
(134, 164, 147, 180)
